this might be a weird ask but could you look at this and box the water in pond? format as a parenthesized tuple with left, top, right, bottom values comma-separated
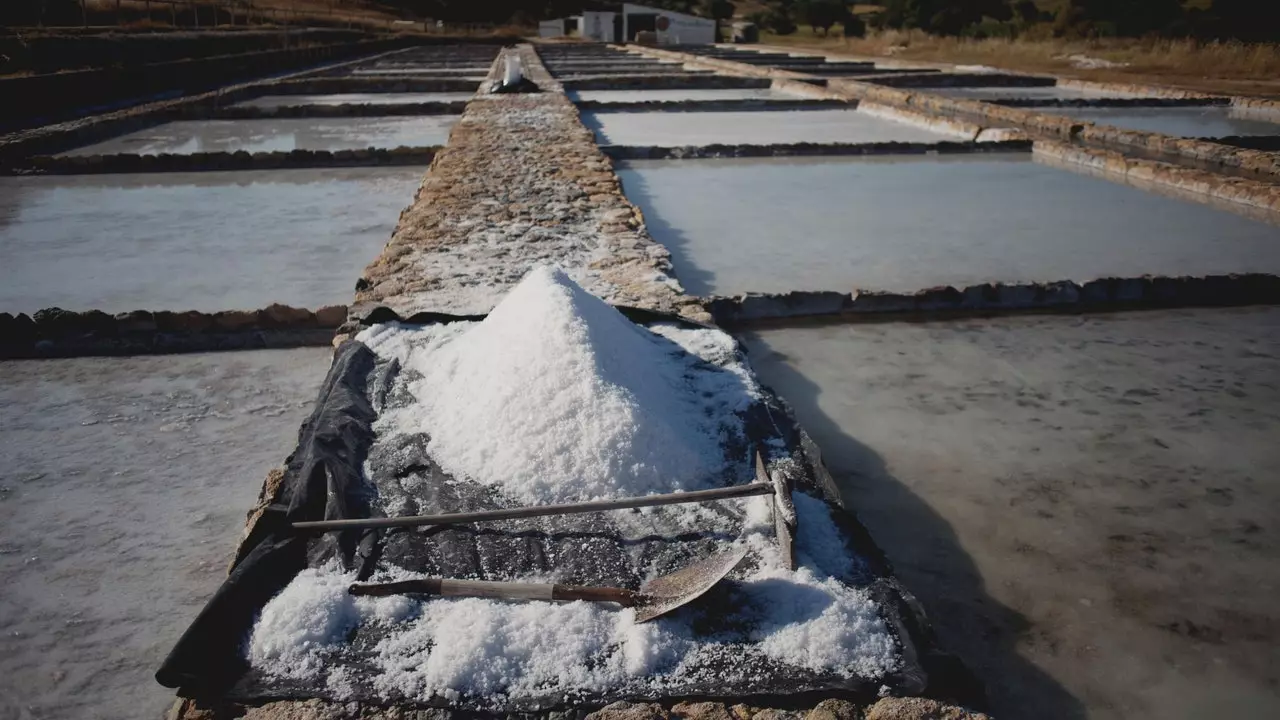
(61, 117, 458, 156)
(584, 108, 958, 146)
(0, 167, 425, 314)
(0, 348, 332, 720)
(1040, 105, 1280, 137)
(235, 92, 476, 108)
(740, 307, 1280, 720)
(569, 88, 807, 103)
(616, 154, 1280, 297)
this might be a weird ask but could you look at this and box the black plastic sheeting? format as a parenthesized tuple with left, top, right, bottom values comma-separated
(158, 318, 972, 711)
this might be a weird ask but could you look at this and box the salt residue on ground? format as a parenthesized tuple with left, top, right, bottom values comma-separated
(362, 266, 757, 505)
(247, 490, 900, 703)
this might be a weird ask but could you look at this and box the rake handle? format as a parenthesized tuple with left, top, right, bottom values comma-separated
(295, 482, 774, 532)
(349, 578, 638, 606)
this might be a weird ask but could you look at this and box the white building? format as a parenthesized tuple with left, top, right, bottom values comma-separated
(539, 3, 716, 45)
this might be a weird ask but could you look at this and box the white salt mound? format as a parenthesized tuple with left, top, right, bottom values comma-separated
(386, 266, 749, 504)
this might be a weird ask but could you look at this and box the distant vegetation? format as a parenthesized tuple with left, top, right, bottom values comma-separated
(742, 1, 1278, 42)
(4, 0, 1274, 44)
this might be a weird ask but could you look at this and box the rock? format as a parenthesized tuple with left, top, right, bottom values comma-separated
(116, 310, 157, 334)
(585, 701, 669, 720)
(1114, 277, 1151, 303)
(155, 310, 214, 334)
(864, 697, 991, 720)
(671, 702, 733, 720)
(32, 307, 82, 337)
(914, 286, 962, 311)
(994, 283, 1041, 308)
(314, 305, 349, 328)
(212, 310, 257, 332)
(1041, 280, 1081, 306)
(728, 705, 757, 720)
(848, 290, 916, 313)
(805, 699, 860, 720)
(751, 710, 802, 720)
(240, 698, 356, 719)
(1079, 278, 1115, 305)
(960, 283, 999, 309)
(259, 303, 317, 328)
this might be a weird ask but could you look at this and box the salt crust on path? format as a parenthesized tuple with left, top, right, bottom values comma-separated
(246, 268, 899, 703)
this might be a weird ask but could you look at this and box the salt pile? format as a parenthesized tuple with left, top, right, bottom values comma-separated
(243, 268, 901, 703)
(247, 491, 901, 702)
(367, 265, 754, 504)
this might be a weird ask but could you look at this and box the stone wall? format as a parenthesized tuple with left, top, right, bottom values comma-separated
(0, 304, 346, 359)
(703, 274, 1280, 327)
(601, 139, 1031, 160)
(1033, 139, 1280, 212)
(12, 147, 439, 176)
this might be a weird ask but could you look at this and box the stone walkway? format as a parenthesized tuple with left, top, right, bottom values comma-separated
(355, 45, 708, 322)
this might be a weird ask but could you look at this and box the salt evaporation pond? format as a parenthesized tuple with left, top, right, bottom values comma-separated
(584, 108, 956, 146)
(739, 307, 1280, 720)
(616, 154, 1280, 297)
(0, 348, 332, 720)
(0, 167, 425, 314)
(1040, 105, 1280, 138)
(235, 92, 476, 108)
(61, 116, 458, 156)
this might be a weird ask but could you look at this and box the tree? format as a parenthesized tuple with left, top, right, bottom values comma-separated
(842, 11, 867, 37)
(764, 4, 797, 34)
(797, 0, 844, 35)
(1054, 0, 1185, 37)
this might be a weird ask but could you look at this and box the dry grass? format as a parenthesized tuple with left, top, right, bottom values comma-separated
(763, 27, 1280, 98)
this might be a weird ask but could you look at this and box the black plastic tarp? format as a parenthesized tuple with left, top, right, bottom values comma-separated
(158, 318, 952, 711)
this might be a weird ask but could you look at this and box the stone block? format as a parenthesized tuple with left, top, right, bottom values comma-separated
(212, 310, 257, 332)
(1041, 280, 1081, 306)
(115, 309, 157, 334)
(864, 697, 990, 720)
(913, 286, 963, 311)
(314, 305, 349, 328)
(585, 702, 669, 720)
(32, 307, 86, 337)
(259, 303, 317, 328)
(671, 702, 734, 720)
(155, 310, 214, 334)
(959, 283, 999, 309)
(805, 699, 860, 720)
(849, 291, 916, 313)
(994, 283, 1042, 308)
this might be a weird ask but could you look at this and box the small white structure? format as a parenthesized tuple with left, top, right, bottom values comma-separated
(538, 19, 566, 38)
(622, 3, 716, 45)
(580, 11, 617, 42)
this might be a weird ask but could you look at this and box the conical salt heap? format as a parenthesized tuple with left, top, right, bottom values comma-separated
(403, 266, 737, 504)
